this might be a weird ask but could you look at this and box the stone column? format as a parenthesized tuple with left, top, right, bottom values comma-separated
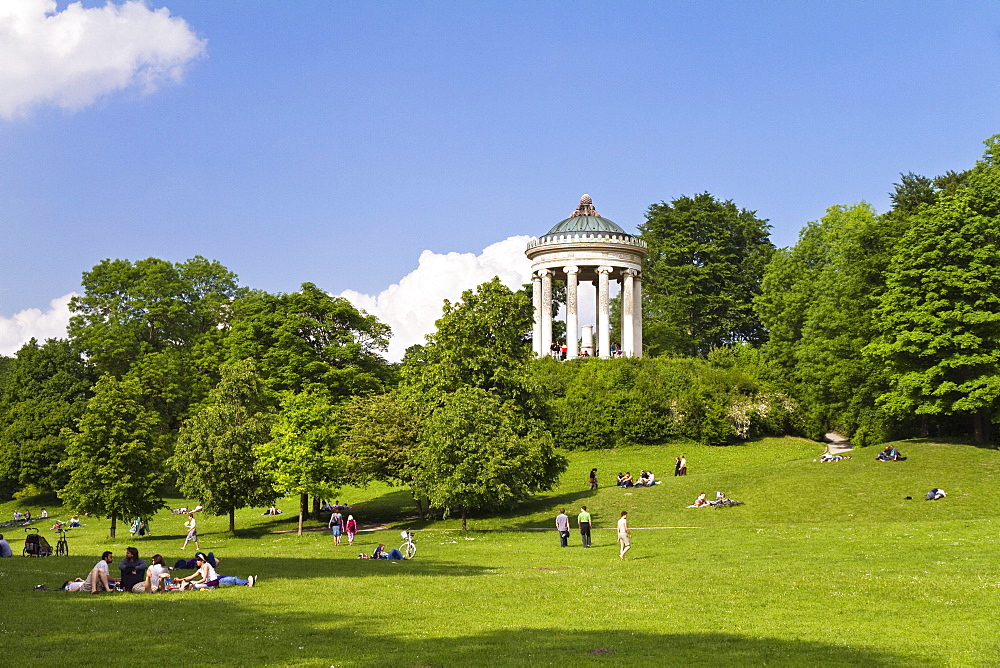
(581, 325, 594, 357)
(564, 265, 579, 359)
(634, 273, 643, 358)
(531, 273, 542, 356)
(540, 269, 553, 357)
(622, 269, 636, 357)
(597, 266, 613, 359)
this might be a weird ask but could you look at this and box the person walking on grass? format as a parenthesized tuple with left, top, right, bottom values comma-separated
(617, 511, 632, 560)
(181, 512, 200, 551)
(555, 508, 570, 548)
(345, 514, 357, 546)
(329, 508, 343, 545)
(578, 506, 592, 548)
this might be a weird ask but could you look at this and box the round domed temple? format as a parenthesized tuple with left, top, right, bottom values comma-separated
(526, 195, 647, 359)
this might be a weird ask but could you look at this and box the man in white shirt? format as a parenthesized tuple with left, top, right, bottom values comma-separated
(555, 509, 570, 548)
(0, 534, 12, 558)
(83, 552, 116, 593)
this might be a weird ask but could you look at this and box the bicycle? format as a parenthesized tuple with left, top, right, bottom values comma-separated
(55, 528, 70, 557)
(398, 531, 416, 559)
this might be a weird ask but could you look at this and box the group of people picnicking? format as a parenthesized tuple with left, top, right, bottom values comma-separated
(616, 471, 658, 487)
(62, 547, 257, 593)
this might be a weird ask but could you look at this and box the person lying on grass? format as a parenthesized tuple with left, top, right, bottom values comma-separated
(359, 544, 405, 560)
(820, 453, 852, 462)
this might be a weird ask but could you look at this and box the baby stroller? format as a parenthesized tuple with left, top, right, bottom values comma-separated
(23, 528, 53, 557)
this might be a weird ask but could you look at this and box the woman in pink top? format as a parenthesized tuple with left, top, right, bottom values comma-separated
(345, 515, 357, 546)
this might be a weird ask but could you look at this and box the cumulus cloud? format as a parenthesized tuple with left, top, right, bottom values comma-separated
(340, 236, 535, 362)
(0, 292, 76, 356)
(0, 0, 206, 119)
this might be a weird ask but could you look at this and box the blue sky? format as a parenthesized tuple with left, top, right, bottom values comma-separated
(2, 0, 1000, 357)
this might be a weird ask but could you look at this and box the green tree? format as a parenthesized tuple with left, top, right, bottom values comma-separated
(226, 283, 392, 397)
(60, 375, 166, 538)
(755, 203, 903, 442)
(639, 193, 775, 356)
(67, 256, 243, 431)
(172, 360, 276, 534)
(0, 338, 93, 498)
(410, 387, 566, 530)
(868, 136, 1000, 443)
(402, 277, 536, 408)
(257, 390, 346, 535)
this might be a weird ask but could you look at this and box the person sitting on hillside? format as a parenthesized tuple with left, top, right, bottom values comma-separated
(69, 516, 81, 527)
(621, 472, 634, 488)
(616, 473, 626, 486)
(688, 493, 710, 508)
(876, 446, 906, 461)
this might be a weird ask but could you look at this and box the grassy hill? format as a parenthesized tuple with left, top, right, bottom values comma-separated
(1, 437, 998, 665)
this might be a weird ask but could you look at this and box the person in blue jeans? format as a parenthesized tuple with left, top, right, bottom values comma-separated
(372, 544, 404, 560)
(218, 574, 257, 587)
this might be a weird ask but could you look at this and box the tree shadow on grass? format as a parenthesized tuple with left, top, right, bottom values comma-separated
(4, 601, 922, 667)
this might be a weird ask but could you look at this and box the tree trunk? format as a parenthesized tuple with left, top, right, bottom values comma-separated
(312, 496, 321, 521)
(110, 514, 117, 540)
(973, 409, 991, 444)
(413, 494, 424, 519)
(920, 415, 930, 438)
(298, 493, 308, 536)
(229, 508, 236, 535)
(461, 506, 467, 531)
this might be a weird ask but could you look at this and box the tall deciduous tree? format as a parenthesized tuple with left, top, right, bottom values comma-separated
(226, 283, 392, 397)
(172, 360, 275, 534)
(0, 338, 93, 497)
(60, 375, 166, 538)
(755, 203, 903, 442)
(639, 193, 775, 356)
(410, 387, 566, 530)
(67, 256, 243, 431)
(402, 277, 537, 408)
(257, 390, 346, 535)
(868, 136, 1000, 443)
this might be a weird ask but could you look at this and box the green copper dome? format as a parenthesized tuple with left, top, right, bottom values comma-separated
(542, 195, 631, 238)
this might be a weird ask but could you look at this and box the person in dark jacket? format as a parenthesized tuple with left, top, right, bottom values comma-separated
(119, 547, 148, 592)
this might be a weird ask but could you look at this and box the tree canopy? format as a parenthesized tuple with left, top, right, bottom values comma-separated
(639, 193, 775, 356)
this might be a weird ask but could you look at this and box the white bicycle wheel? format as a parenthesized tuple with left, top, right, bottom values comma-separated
(401, 542, 416, 559)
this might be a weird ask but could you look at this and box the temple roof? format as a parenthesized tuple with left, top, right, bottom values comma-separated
(542, 194, 630, 237)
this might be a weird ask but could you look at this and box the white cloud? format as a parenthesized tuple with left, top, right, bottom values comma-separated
(340, 236, 534, 362)
(0, 292, 76, 356)
(0, 0, 206, 119)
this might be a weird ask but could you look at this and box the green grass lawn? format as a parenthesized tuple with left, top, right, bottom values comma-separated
(2, 437, 999, 666)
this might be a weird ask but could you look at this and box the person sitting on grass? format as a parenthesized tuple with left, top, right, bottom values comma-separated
(69, 516, 81, 527)
(144, 554, 172, 592)
(81, 551, 118, 593)
(616, 473, 626, 487)
(179, 554, 219, 589)
(119, 547, 148, 593)
(621, 472, 634, 488)
(877, 446, 906, 461)
(687, 493, 710, 508)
